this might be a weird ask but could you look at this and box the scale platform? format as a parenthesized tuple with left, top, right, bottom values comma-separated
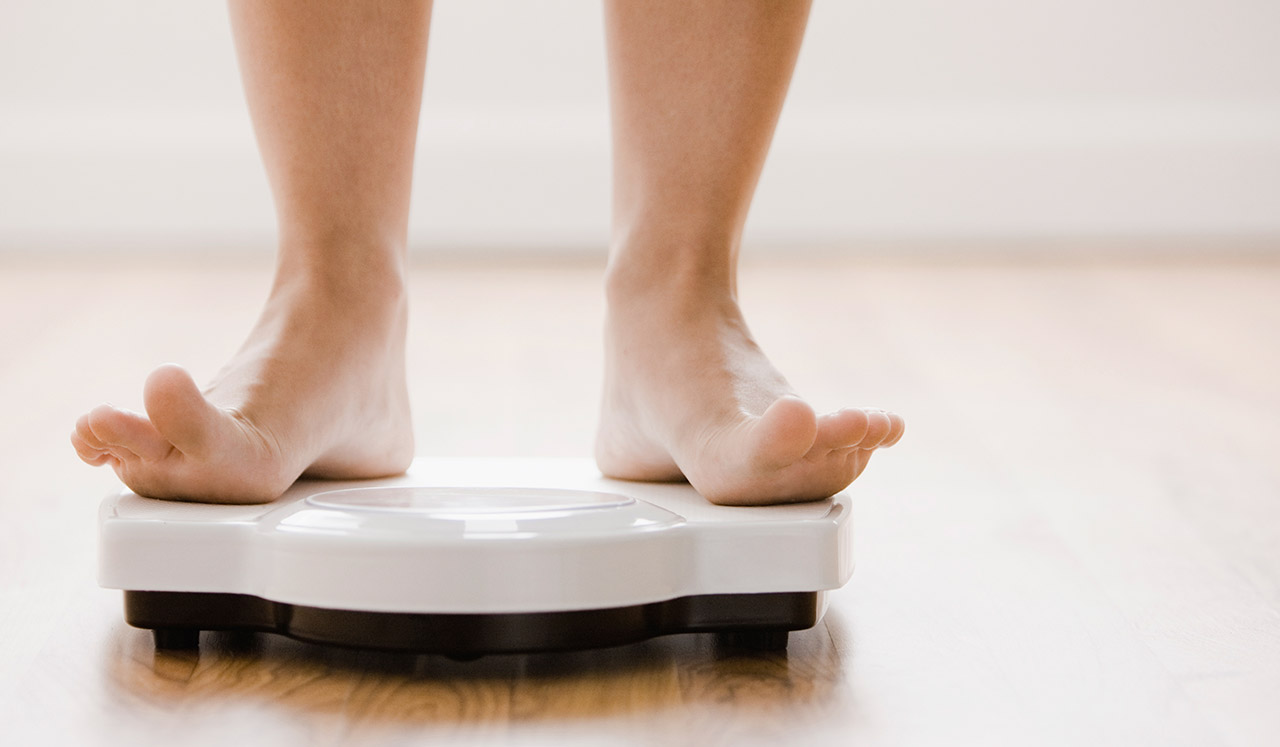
(99, 458, 853, 657)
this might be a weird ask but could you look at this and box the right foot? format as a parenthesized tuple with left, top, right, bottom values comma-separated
(71, 263, 414, 503)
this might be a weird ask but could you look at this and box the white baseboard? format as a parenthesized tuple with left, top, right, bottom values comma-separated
(3, 103, 1279, 255)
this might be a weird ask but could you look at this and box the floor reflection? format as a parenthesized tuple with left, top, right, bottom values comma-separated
(104, 613, 848, 727)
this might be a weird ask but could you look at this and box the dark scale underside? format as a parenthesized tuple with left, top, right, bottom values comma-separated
(124, 590, 820, 657)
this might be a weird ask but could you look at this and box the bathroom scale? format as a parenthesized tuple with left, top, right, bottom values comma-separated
(98, 458, 853, 657)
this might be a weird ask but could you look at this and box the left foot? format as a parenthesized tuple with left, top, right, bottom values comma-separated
(595, 264, 904, 505)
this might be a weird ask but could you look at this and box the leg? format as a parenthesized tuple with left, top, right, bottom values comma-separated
(71, 0, 431, 502)
(596, 0, 904, 505)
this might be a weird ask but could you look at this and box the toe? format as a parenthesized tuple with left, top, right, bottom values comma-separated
(814, 408, 871, 450)
(71, 429, 115, 466)
(75, 413, 106, 451)
(857, 409, 895, 449)
(749, 396, 818, 469)
(144, 364, 221, 456)
(87, 404, 173, 462)
(881, 411, 905, 447)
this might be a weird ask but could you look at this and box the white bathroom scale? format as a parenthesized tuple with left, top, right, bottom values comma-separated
(98, 458, 853, 657)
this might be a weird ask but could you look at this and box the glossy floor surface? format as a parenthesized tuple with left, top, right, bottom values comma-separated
(2, 252, 1277, 746)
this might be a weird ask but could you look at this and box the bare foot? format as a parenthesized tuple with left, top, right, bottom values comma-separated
(595, 269, 904, 506)
(71, 265, 413, 503)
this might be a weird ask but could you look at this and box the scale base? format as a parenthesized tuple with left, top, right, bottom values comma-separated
(126, 590, 818, 657)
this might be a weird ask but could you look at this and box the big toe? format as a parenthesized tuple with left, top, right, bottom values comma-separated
(749, 396, 819, 469)
(143, 363, 221, 455)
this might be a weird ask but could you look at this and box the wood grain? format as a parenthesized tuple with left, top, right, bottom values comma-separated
(1, 252, 1277, 746)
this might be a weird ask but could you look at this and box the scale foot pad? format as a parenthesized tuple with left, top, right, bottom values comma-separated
(125, 590, 817, 656)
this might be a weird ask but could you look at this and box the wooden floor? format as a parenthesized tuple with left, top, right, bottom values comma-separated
(1, 252, 1278, 746)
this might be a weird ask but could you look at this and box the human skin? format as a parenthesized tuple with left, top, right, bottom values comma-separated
(71, 0, 903, 505)
(71, 0, 427, 501)
(594, 0, 903, 504)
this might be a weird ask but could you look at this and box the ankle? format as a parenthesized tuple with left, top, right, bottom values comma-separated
(272, 240, 408, 313)
(605, 237, 738, 308)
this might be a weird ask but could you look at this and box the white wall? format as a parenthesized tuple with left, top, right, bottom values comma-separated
(2, 0, 1279, 255)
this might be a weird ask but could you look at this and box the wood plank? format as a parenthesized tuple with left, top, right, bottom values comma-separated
(2, 254, 1277, 745)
